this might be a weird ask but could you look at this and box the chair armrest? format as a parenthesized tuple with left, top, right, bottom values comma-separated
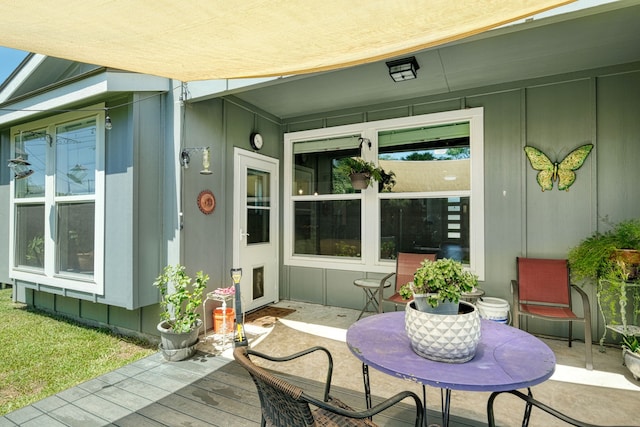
(487, 389, 633, 427)
(510, 279, 520, 306)
(304, 390, 424, 427)
(571, 284, 592, 321)
(380, 272, 396, 292)
(246, 346, 333, 401)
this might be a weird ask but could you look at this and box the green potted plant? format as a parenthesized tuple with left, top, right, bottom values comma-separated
(568, 218, 640, 345)
(337, 157, 386, 190)
(399, 258, 477, 314)
(622, 335, 640, 380)
(399, 257, 481, 363)
(154, 264, 208, 361)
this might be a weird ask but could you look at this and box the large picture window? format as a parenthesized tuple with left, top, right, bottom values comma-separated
(9, 106, 105, 294)
(284, 109, 484, 279)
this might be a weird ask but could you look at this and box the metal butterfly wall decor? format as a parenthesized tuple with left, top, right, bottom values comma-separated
(524, 143, 593, 192)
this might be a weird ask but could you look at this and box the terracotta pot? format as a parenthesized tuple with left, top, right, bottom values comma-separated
(612, 249, 640, 280)
(405, 300, 481, 363)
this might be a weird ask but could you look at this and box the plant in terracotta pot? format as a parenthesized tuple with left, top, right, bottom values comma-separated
(568, 218, 640, 345)
(337, 157, 386, 190)
(399, 257, 478, 313)
(400, 258, 481, 363)
(154, 264, 208, 361)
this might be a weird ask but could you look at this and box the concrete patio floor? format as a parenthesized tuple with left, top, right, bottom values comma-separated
(1, 300, 639, 426)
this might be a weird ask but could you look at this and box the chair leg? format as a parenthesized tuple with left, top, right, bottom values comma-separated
(568, 320, 573, 348)
(584, 320, 593, 370)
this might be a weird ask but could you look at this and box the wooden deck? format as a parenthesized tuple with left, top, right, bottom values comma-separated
(0, 348, 481, 426)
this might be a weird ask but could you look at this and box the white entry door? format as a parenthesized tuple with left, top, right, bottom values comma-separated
(233, 148, 279, 312)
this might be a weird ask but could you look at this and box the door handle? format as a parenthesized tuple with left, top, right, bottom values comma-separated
(240, 230, 250, 240)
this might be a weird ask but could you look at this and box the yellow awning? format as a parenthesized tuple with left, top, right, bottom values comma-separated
(0, 0, 573, 82)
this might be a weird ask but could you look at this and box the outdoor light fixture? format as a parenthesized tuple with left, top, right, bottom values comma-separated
(105, 113, 113, 130)
(385, 56, 420, 82)
(7, 157, 34, 180)
(180, 147, 212, 175)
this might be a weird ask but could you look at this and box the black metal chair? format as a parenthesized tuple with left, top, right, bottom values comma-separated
(487, 389, 635, 427)
(234, 346, 423, 427)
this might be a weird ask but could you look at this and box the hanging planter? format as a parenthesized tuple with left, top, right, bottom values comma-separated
(349, 172, 370, 190)
(338, 157, 393, 191)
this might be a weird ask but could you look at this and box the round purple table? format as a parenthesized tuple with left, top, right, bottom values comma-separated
(346, 312, 556, 426)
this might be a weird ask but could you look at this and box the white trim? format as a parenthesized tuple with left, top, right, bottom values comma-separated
(284, 107, 485, 280)
(9, 104, 106, 295)
(0, 71, 169, 126)
(0, 54, 47, 104)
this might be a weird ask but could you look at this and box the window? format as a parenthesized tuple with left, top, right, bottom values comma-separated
(10, 106, 106, 294)
(284, 108, 484, 279)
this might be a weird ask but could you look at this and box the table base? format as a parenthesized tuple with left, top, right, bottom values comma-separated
(361, 363, 544, 427)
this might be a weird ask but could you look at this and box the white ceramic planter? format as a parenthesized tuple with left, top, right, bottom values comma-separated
(405, 300, 481, 363)
(623, 348, 640, 380)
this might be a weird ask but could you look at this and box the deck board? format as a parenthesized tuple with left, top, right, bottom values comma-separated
(2, 350, 482, 426)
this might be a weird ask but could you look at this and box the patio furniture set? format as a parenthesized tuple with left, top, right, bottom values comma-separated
(233, 255, 627, 426)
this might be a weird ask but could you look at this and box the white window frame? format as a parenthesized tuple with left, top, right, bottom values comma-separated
(9, 104, 106, 295)
(284, 108, 485, 280)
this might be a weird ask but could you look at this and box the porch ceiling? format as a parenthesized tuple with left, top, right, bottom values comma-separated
(226, 1, 640, 119)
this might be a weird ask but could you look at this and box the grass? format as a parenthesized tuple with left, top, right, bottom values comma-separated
(0, 287, 156, 416)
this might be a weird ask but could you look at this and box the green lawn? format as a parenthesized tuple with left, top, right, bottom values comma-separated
(0, 287, 156, 416)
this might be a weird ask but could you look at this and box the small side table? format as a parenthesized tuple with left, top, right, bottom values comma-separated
(461, 288, 485, 304)
(353, 278, 391, 319)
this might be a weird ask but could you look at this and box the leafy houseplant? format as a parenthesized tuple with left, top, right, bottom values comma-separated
(622, 335, 640, 380)
(154, 264, 208, 333)
(568, 218, 640, 345)
(568, 218, 640, 283)
(154, 265, 208, 360)
(401, 258, 481, 363)
(337, 157, 389, 190)
(399, 258, 477, 312)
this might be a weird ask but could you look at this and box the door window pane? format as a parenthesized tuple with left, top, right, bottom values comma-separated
(15, 204, 45, 268)
(294, 200, 361, 257)
(57, 202, 95, 275)
(247, 169, 270, 244)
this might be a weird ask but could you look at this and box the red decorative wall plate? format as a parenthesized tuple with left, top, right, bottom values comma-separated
(197, 190, 216, 214)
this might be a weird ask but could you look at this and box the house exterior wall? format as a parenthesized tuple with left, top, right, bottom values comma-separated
(2, 58, 638, 343)
(179, 97, 281, 324)
(280, 64, 640, 341)
(0, 90, 171, 339)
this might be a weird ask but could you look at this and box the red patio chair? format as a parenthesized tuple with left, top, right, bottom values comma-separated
(381, 253, 436, 311)
(512, 257, 593, 370)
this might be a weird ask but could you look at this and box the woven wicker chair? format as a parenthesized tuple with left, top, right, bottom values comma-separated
(234, 346, 423, 427)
